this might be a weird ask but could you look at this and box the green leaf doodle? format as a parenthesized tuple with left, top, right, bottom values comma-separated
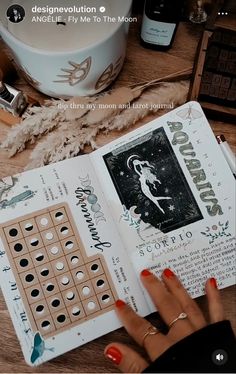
(120, 205, 140, 230)
(201, 221, 232, 244)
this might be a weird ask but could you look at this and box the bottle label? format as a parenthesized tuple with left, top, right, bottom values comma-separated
(141, 13, 176, 46)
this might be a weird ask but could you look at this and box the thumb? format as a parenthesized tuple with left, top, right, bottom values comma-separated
(104, 343, 149, 373)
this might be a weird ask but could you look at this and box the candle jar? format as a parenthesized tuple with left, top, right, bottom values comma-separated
(0, 0, 132, 98)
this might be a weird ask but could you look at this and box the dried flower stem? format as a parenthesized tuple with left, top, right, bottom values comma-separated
(26, 81, 189, 169)
(26, 122, 98, 169)
(1, 101, 66, 156)
(131, 67, 192, 91)
(107, 81, 189, 131)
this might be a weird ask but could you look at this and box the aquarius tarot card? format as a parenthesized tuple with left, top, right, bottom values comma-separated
(103, 127, 203, 233)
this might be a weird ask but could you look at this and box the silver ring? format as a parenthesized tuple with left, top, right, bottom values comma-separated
(168, 312, 188, 328)
(142, 325, 160, 346)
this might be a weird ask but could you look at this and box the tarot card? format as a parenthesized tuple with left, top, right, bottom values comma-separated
(103, 127, 203, 233)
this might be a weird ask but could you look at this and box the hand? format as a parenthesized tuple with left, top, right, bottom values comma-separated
(104, 268, 224, 373)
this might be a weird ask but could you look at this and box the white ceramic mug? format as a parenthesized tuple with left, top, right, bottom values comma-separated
(0, 0, 133, 98)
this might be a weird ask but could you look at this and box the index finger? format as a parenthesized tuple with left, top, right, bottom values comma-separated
(141, 269, 193, 340)
(205, 278, 224, 323)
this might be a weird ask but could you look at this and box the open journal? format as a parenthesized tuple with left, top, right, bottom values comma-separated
(0, 101, 235, 366)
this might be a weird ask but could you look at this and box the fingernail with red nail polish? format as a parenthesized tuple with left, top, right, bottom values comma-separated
(163, 268, 175, 278)
(141, 269, 152, 277)
(105, 346, 122, 365)
(210, 277, 218, 289)
(115, 299, 126, 308)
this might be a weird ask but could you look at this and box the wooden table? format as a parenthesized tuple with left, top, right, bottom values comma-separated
(0, 20, 235, 373)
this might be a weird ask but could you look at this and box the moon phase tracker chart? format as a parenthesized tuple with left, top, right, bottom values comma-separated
(0, 203, 117, 338)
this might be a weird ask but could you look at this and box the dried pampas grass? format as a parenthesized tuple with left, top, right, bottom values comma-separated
(25, 80, 189, 169)
(0, 70, 190, 170)
(1, 100, 66, 156)
(26, 123, 97, 170)
(105, 81, 189, 131)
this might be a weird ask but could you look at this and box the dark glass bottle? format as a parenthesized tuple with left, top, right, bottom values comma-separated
(140, 0, 183, 50)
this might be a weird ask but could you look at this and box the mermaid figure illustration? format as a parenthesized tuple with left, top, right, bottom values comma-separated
(132, 159, 172, 214)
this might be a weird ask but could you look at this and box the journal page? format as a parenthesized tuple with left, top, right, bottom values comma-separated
(91, 101, 236, 312)
(0, 154, 149, 365)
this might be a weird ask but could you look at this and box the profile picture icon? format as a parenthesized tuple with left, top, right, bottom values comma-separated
(6, 4, 25, 23)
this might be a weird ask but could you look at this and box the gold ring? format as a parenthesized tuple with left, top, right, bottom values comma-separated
(142, 325, 160, 346)
(168, 312, 188, 328)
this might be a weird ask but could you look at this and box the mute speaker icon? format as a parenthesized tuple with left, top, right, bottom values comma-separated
(216, 353, 224, 361)
(212, 349, 228, 366)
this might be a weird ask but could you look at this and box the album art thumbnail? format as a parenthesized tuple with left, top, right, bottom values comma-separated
(103, 127, 203, 233)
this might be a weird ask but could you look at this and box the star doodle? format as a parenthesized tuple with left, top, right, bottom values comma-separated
(168, 204, 175, 212)
(120, 171, 124, 176)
